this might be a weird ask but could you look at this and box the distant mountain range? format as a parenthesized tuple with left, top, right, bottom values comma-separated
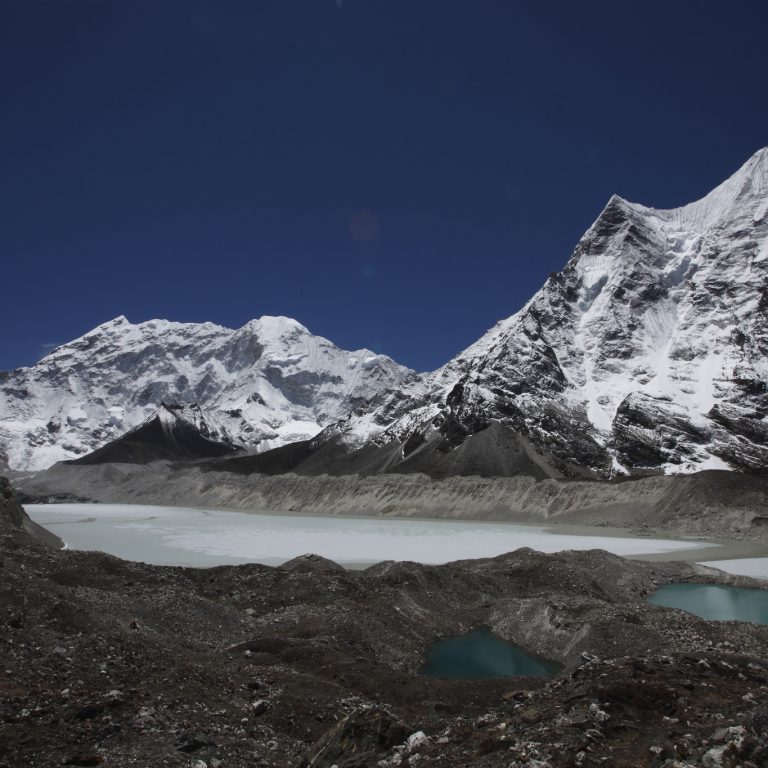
(0, 315, 413, 471)
(3, 148, 767, 478)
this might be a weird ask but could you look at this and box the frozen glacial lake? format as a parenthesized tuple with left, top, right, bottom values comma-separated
(698, 558, 768, 580)
(24, 502, 732, 570)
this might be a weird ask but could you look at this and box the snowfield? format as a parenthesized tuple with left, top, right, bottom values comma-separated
(0, 316, 414, 470)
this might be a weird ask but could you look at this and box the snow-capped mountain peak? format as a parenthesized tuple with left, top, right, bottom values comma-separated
(0, 315, 414, 470)
(4, 150, 766, 478)
(320, 148, 768, 478)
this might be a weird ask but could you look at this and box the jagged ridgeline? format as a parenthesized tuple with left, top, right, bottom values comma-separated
(303, 146, 767, 479)
(0, 316, 415, 471)
(2, 149, 767, 478)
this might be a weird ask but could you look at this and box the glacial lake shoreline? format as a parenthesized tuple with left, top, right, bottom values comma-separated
(24, 502, 768, 579)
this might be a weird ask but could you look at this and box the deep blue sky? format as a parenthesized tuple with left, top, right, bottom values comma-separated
(2, 1, 767, 372)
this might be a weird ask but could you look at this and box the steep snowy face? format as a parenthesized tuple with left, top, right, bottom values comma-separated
(0, 316, 414, 470)
(341, 148, 768, 476)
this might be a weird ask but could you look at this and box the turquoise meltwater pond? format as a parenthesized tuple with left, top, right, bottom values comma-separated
(420, 627, 561, 679)
(648, 583, 768, 625)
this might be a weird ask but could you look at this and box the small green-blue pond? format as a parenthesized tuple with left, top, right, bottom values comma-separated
(420, 627, 561, 679)
(648, 584, 768, 625)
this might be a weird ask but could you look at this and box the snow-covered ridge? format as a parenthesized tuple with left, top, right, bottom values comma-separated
(331, 148, 768, 476)
(0, 315, 414, 470)
(624, 146, 768, 229)
(3, 149, 766, 477)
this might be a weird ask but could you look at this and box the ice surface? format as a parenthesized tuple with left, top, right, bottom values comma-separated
(26, 503, 709, 568)
(697, 558, 768, 581)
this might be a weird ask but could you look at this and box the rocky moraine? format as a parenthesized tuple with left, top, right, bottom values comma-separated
(2, 481, 768, 768)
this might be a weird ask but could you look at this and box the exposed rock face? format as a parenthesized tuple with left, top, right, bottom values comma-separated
(0, 476, 61, 546)
(0, 316, 414, 471)
(0, 476, 24, 529)
(68, 404, 241, 465)
(303, 707, 410, 767)
(2, 532, 767, 767)
(210, 418, 570, 479)
(302, 148, 768, 478)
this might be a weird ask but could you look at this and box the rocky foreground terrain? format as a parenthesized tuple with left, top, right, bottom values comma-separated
(2, 481, 768, 767)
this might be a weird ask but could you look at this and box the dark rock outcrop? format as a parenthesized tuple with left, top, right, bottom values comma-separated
(206, 420, 569, 480)
(0, 476, 61, 547)
(302, 706, 410, 767)
(68, 404, 241, 465)
(0, 476, 24, 529)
